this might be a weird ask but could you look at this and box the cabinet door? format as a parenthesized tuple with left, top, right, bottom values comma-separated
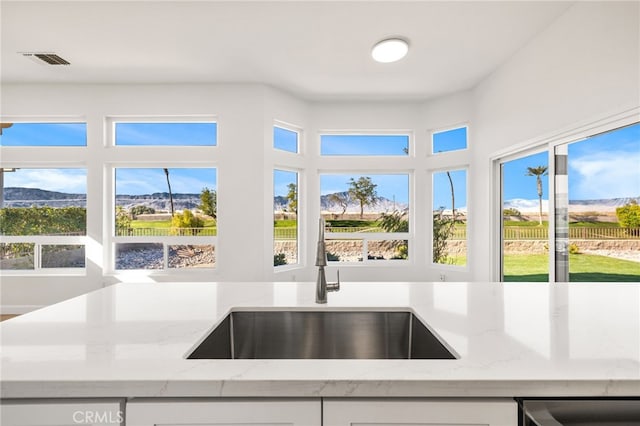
(323, 398, 517, 426)
(127, 398, 321, 426)
(1, 399, 124, 426)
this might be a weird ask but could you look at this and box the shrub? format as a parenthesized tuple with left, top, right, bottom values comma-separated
(327, 252, 340, 261)
(503, 208, 522, 217)
(0, 207, 86, 236)
(170, 210, 204, 235)
(273, 253, 287, 266)
(115, 206, 132, 236)
(130, 205, 156, 218)
(568, 243, 580, 254)
(616, 201, 640, 236)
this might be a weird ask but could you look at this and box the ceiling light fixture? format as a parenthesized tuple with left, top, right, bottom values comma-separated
(371, 38, 409, 63)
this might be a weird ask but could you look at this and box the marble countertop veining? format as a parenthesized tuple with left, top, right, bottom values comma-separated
(1, 282, 639, 398)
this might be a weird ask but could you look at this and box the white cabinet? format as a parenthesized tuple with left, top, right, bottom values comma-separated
(126, 398, 321, 426)
(0, 399, 124, 426)
(323, 398, 518, 426)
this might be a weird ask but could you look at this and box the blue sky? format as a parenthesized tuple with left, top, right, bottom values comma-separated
(274, 169, 297, 197)
(502, 123, 640, 202)
(321, 134, 409, 156)
(274, 127, 298, 153)
(432, 127, 467, 153)
(2, 122, 638, 202)
(115, 168, 216, 195)
(433, 169, 467, 210)
(115, 122, 217, 146)
(0, 123, 86, 146)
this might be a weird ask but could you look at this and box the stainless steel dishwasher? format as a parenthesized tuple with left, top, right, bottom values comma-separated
(518, 398, 640, 425)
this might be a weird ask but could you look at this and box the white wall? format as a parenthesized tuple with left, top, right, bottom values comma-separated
(471, 1, 640, 280)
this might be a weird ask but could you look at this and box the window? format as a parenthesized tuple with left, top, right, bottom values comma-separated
(0, 168, 87, 271)
(113, 167, 217, 271)
(114, 122, 217, 146)
(274, 169, 299, 266)
(432, 126, 467, 154)
(555, 122, 640, 282)
(500, 151, 549, 282)
(498, 121, 640, 283)
(274, 126, 299, 153)
(321, 134, 409, 156)
(432, 169, 467, 266)
(320, 173, 409, 263)
(0, 122, 86, 146)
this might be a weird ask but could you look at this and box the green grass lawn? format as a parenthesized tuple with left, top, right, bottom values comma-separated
(504, 253, 640, 282)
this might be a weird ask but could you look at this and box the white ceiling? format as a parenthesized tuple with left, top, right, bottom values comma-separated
(0, 1, 574, 101)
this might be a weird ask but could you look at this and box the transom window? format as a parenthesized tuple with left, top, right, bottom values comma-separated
(114, 122, 217, 146)
(432, 126, 467, 154)
(0, 122, 86, 146)
(321, 134, 409, 156)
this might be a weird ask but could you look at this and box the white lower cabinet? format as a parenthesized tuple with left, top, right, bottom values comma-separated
(126, 398, 321, 426)
(0, 399, 124, 426)
(323, 398, 518, 426)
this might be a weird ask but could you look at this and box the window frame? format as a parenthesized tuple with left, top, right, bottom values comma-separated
(491, 108, 640, 282)
(108, 116, 218, 148)
(430, 165, 470, 271)
(273, 122, 301, 154)
(273, 167, 302, 269)
(430, 124, 469, 155)
(319, 131, 413, 157)
(319, 170, 413, 266)
(107, 164, 218, 274)
(0, 164, 89, 276)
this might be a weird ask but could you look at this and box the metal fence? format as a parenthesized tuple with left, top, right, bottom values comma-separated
(117, 227, 217, 237)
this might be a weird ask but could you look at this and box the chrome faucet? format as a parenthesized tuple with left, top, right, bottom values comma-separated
(316, 218, 340, 304)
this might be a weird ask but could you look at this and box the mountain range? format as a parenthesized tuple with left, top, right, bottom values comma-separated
(3, 187, 638, 213)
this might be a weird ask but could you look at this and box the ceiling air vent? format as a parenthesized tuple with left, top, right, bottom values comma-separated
(21, 52, 70, 65)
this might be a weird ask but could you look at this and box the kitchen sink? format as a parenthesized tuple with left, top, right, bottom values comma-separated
(187, 310, 457, 360)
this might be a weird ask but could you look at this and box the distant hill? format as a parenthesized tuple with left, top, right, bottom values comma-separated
(504, 197, 639, 213)
(4, 187, 637, 214)
(3, 187, 86, 208)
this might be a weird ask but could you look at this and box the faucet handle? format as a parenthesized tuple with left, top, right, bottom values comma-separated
(327, 269, 340, 292)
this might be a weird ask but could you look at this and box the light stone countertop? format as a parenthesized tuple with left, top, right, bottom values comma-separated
(1, 282, 639, 398)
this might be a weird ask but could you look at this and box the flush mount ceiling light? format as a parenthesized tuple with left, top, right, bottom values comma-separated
(371, 38, 409, 63)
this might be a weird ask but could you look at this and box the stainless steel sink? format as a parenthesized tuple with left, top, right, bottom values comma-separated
(187, 310, 457, 359)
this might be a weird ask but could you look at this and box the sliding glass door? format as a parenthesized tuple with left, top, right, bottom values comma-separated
(554, 123, 640, 282)
(500, 151, 550, 281)
(499, 122, 639, 282)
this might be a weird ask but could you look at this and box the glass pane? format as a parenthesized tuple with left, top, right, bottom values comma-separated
(432, 127, 467, 154)
(501, 152, 549, 281)
(367, 240, 409, 260)
(325, 239, 364, 262)
(274, 126, 298, 153)
(41, 245, 85, 268)
(320, 174, 409, 232)
(274, 170, 298, 266)
(321, 134, 409, 156)
(168, 244, 215, 269)
(115, 122, 217, 146)
(0, 243, 34, 270)
(115, 168, 217, 237)
(564, 122, 640, 282)
(1, 168, 87, 236)
(433, 169, 467, 266)
(0, 123, 86, 146)
(115, 243, 163, 270)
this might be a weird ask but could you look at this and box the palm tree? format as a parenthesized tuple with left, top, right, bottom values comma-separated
(526, 166, 548, 226)
(163, 168, 175, 217)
